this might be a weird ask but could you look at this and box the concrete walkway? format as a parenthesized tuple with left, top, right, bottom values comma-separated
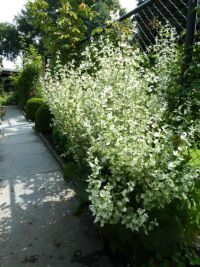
(0, 106, 111, 267)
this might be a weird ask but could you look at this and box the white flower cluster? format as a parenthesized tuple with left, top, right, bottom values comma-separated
(42, 30, 199, 233)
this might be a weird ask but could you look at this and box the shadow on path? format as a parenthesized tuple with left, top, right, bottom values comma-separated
(0, 106, 112, 267)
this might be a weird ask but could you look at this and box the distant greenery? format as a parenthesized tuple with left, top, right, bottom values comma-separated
(0, 92, 16, 106)
(11, 47, 43, 107)
(0, 97, 3, 120)
(3, 0, 124, 65)
(0, 22, 21, 60)
(0, 0, 125, 65)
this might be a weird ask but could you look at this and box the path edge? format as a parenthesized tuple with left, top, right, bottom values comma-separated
(33, 127, 65, 170)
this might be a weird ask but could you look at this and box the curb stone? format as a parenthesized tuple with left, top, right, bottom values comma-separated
(33, 127, 65, 170)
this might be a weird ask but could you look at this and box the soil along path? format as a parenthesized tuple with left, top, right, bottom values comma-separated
(0, 106, 111, 267)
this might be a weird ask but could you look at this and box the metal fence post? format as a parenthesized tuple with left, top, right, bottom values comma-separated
(183, 0, 198, 71)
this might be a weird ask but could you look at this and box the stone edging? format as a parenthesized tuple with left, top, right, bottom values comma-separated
(19, 109, 65, 170)
(19, 107, 66, 171)
(33, 127, 65, 170)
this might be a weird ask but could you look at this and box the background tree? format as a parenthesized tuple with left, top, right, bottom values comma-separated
(0, 0, 125, 67)
(82, 0, 125, 32)
(15, 0, 125, 64)
(0, 23, 21, 61)
(14, 0, 91, 64)
(11, 46, 43, 107)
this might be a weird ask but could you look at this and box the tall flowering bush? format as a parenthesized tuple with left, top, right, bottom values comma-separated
(43, 29, 199, 235)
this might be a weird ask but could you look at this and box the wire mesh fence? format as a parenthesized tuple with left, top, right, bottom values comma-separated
(122, 0, 200, 168)
(81, 0, 200, 168)
(118, 0, 197, 51)
(134, 0, 187, 49)
(82, 0, 199, 57)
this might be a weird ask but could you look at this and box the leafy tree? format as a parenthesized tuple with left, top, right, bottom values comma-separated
(16, 9, 43, 54)
(0, 23, 21, 60)
(16, 0, 96, 63)
(83, 0, 125, 31)
(15, 0, 125, 63)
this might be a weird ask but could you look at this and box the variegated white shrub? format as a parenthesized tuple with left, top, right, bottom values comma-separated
(42, 29, 199, 233)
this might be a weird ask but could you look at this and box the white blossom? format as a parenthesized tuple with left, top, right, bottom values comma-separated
(42, 28, 199, 233)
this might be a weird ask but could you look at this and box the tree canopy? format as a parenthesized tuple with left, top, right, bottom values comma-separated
(0, 0, 125, 64)
(13, 0, 125, 63)
(0, 23, 21, 61)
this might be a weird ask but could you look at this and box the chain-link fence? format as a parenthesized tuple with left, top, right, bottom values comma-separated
(131, 0, 188, 50)
(81, 0, 200, 168)
(118, 0, 200, 168)
(118, 0, 198, 55)
(82, 0, 199, 61)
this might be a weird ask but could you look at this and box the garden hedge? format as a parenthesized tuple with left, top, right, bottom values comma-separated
(35, 103, 52, 134)
(25, 97, 44, 121)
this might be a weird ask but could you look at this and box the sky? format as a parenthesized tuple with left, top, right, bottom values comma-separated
(1, 0, 137, 69)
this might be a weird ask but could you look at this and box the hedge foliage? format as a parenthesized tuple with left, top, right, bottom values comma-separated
(35, 103, 52, 134)
(25, 97, 44, 121)
(42, 28, 200, 263)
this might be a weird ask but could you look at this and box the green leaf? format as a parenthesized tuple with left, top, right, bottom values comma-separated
(91, 27, 103, 36)
(69, 11, 78, 20)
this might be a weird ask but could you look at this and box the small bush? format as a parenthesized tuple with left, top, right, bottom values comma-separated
(25, 97, 44, 121)
(0, 92, 16, 105)
(35, 103, 52, 134)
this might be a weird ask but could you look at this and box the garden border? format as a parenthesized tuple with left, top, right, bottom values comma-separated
(33, 127, 65, 170)
(19, 108, 66, 171)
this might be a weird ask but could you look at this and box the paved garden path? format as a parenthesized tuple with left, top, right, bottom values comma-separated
(0, 106, 112, 267)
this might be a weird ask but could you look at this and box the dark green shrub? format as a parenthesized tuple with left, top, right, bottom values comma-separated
(52, 127, 67, 151)
(63, 162, 78, 181)
(52, 127, 74, 161)
(25, 97, 44, 120)
(1, 92, 16, 105)
(35, 103, 52, 134)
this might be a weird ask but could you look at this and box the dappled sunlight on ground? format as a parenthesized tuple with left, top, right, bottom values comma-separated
(0, 171, 81, 266)
(0, 106, 111, 267)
